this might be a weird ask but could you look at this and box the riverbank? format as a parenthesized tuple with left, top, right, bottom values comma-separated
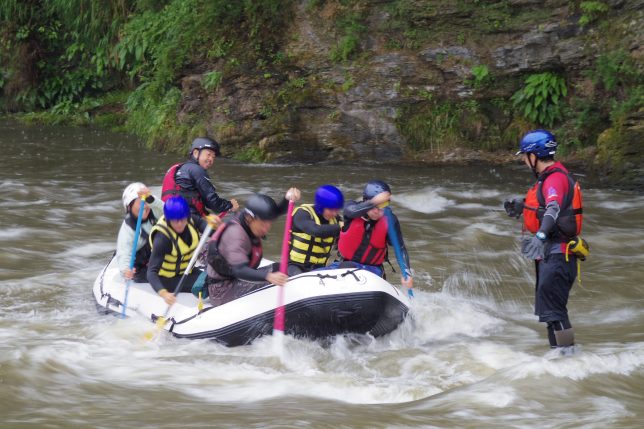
(1, 2, 642, 187)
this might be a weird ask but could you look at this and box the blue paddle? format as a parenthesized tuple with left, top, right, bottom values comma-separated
(121, 197, 145, 318)
(384, 206, 414, 298)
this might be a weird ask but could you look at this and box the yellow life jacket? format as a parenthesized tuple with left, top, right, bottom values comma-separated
(289, 204, 338, 266)
(149, 217, 200, 278)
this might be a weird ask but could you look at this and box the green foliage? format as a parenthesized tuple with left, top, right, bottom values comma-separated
(0, 0, 131, 110)
(397, 100, 482, 152)
(234, 145, 265, 163)
(203, 71, 223, 92)
(579, 1, 609, 27)
(329, 13, 366, 62)
(468, 64, 491, 88)
(125, 82, 183, 148)
(511, 72, 568, 127)
(593, 50, 641, 92)
(341, 76, 354, 92)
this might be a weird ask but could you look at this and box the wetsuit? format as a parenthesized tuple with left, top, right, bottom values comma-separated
(175, 158, 233, 216)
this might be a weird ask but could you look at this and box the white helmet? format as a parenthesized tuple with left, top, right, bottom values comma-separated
(122, 182, 146, 212)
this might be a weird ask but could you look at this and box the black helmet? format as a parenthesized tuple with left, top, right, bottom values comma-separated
(190, 137, 221, 157)
(363, 180, 391, 200)
(245, 194, 279, 220)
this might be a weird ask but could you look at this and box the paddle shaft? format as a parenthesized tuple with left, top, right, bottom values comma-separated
(121, 198, 146, 318)
(384, 207, 414, 298)
(273, 199, 295, 333)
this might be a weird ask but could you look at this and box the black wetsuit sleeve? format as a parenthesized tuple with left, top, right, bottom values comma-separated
(292, 209, 340, 237)
(147, 233, 174, 293)
(196, 173, 233, 214)
(230, 263, 274, 282)
(179, 161, 233, 214)
(343, 200, 374, 219)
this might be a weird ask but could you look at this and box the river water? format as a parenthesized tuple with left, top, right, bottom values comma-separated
(1, 119, 643, 428)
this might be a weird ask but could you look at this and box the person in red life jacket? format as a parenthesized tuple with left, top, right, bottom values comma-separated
(504, 129, 583, 351)
(116, 183, 164, 282)
(147, 196, 221, 306)
(206, 188, 301, 307)
(161, 137, 239, 217)
(287, 185, 344, 276)
(338, 180, 413, 291)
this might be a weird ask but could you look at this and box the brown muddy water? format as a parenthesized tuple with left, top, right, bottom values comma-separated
(1, 120, 643, 428)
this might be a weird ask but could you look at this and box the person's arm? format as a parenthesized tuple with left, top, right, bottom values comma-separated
(194, 170, 233, 214)
(292, 209, 340, 237)
(231, 263, 275, 282)
(147, 194, 165, 220)
(115, 222, 135, 276)
(343, 200, 373, 219)
(344, 191, 390, 219)
(388, 213, 411, 272)
(146, 234, 174, 293)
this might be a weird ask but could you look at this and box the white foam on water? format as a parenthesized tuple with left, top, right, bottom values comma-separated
(0, 227, 33, 240)
(443, 189, 503, 200)
(397, 188, 455, 214)
(506, 343, 644, 381)
(58, 242, 115, 258)
(459, 221, 515, 238)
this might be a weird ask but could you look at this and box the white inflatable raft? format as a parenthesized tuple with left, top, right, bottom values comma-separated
(93, 256, 410, 346)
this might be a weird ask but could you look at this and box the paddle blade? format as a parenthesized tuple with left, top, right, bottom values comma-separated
(143, 316, 166, 341)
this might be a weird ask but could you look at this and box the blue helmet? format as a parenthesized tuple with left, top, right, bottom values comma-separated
(314, 185, 344, 213)
(516, 129, 558, 159)
(363, 180, 391, 200)
(164, 196, 190, 221)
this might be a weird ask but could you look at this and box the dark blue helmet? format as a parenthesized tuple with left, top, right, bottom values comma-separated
(190, 137, 221, 157)
(164, 196, 190, 221)
(245, 194, 279, 221)
(516, 129, 557, 159)
(363, 180, 391, 200)
(314, 185, 344, 213)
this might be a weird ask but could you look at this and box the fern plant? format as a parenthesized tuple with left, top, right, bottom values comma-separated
(511, 72, 568, 127)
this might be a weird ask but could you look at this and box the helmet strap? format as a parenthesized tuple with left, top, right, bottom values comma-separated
(528, 153, 539, 179)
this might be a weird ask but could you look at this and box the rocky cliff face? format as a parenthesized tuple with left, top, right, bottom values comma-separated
(176, 0, 642, 183)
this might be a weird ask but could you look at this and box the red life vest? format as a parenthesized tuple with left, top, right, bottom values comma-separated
(523, 167, 583, 240)
(161, 162, 207, 217)
(208, 219, 263, 278)
(338, 216, 388, 266)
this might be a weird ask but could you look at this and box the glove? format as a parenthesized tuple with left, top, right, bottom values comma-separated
(503, 197, 524, 218)
(521, 235, 545, 260)
(205, 214, 222, 229)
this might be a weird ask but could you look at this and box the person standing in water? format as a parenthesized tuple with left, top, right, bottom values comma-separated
(504, 129, 584, 351)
